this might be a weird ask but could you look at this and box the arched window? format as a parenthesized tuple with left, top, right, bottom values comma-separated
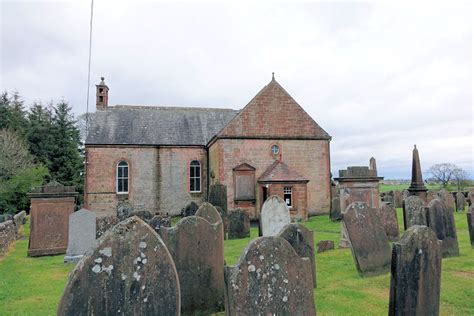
(117, 161, 129, 193)
(190, 160, 201, 192)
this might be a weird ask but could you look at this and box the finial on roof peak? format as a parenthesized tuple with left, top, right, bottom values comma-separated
(272, 72, 275, 81)
(99, 77, 106, 85)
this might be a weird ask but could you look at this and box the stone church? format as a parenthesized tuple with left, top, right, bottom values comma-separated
(85, 75, 331, 219)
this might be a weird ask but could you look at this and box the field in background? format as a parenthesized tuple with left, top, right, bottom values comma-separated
(1, 206, 473, 315)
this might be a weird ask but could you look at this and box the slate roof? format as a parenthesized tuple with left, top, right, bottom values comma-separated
(258, 160, 309, 183)
(86, 105, 239, 146)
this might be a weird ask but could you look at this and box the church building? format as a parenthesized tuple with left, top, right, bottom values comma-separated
(85, 75, 331, 219)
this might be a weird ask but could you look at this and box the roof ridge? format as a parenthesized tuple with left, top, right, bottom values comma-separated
(112, 105, 238, 111)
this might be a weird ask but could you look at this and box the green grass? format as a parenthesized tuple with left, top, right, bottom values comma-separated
(1, 209, 473, 315)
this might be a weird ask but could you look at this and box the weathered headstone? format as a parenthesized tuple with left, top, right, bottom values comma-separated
(148, 214, 171, 231)
(58, 216, 180, 315)
(389, 225, 442, 316)
(215, 206, 229, 239)
(127, 210, 153, 222)
(277, 223, 316, 288)
(96, 215, 119, 238)
(224, 237, 315, 315)
(402, 189, 409, 199)
(116, 200, 133, 221)
(330, 196, 342, 221)
(196, 202, 223, 227)
(180, 201, 199, 217)
(261, 195, 291, 236)
(157, 216, 224, 314)
(467, 205, 474, 248)
(392, 190, 403, 208)
(437, 189, 455, 210)
(403, 195, 427, 230)
(228, 209, 250, 239)
(455, 192, 465, 212)
(208, 182, 228, 213)
(343, 202, 392, 276)
(375, 203, 399, 241)
(468, 190, 474, 206)
(317, 240, 335, 253)
(427, 199, 459, 258)
(64, 209, 97, 263)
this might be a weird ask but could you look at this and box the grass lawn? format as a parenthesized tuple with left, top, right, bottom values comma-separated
(1, 208, 473, 315)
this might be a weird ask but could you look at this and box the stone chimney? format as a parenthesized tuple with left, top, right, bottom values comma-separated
(408, 145, 427, 201)
(96, 77, 109, 110)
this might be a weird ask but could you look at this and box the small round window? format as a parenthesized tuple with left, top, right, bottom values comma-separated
(271, 145, 280, 155)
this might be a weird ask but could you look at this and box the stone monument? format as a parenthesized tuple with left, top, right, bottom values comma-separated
(64, 208, 97, 263)
(407, 145, 428, 202)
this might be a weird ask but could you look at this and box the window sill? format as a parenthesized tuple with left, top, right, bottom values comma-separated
(190, 191, 202, 194)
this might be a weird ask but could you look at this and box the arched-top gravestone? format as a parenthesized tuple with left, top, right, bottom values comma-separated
(261, 196, 291, 236)
(277, 223, 316, 288)
(58, 216, 180, 315)
(64, 208, 96, 263)
(403, 195, 427, 230)
(375, 203, 399, 241)
(343, 202, 391, 277)
(389, 225, 442, 316)
(330, 196, 341, 221)
(224, 236, 315, 315)
(156, 216, 224, 314)
(437, 189, 455, 210)
(455, 192, 465, 212)
(196, 202, 223, 226)
(208, 183, 228, 213)
(427, 199, 459, 258)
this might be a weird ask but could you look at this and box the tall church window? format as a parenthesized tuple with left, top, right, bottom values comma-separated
(190, 160, 201, 192)
(233, 163, 256, 201)
(284, 187, 292, 207)
(117, 161, 129, 194)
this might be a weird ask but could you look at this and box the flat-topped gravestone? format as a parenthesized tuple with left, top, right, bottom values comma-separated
(376, 204, 399, 241)
(330, 196, 342, 221)
(261, 195, 291, 236)
(64, 209, 96, 263)
(403, 195, 427, 230)
(389, 225, 442, 316)
(58, 216, 180, 315)
(427, 199, 459, 258)
(393, 190, 403, 208)
(455, 192, 465, 211)
(181, 201, 199, 217)
(208, 183, 228, 213)
(228, 209, 250, 239)
(224, 237, 315, 315)
(157, 216, 224, 314)
(343, 202, 392, 276)
(277, 223, 316, 288)
(468, 206, 474, 248)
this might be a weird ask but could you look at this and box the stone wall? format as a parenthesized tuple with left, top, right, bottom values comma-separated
(209, 139, 330, 218)
(0, 220, 16, 255)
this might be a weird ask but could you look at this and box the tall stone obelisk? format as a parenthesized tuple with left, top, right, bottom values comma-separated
(407, 145, 427, 202)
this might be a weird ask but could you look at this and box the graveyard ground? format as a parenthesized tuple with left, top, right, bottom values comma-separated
(0, 208, 473, 315)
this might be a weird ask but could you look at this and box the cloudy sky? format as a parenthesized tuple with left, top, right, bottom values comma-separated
(1, 1, 472, 179)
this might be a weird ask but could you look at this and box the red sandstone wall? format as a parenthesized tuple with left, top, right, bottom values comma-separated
(209, 139, 330, 218)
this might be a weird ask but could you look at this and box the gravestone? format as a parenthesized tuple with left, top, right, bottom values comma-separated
(330, 196, 342, 221)
(96, 215, 119, 238)
(402, 189, 409, 199)
(426, 190, 437, 204)
(127, 210, 153, 222)
(180, 201, 199, 217)
(148, 214, 171, 231)
(389, 225, 442, 316)
(215, 206, 229, 239)
(375, 203, 399, 241)
(403, 195, 427, 230)
(277, 223, 316, 288)
(261, 195, 291, 236)
(196, 202, 223, 227)
(64, 209, 97, 263)
(228, 209, 250, 239)
(58, 217, 180, 315)
(455, 192, 465, 212)
(224, 237, 315, 315)
(317, 240, 335, 253)
(208, 182, 228, 213)
(343, 202, 392, 276)
(467, 205, 474, 248)
(116, 200, 133, 221)
(392, 190, 403, 208)
(468, 190, 474, 206)
(157, 216, 225, 314)
(427, 199, 459, 258)
(437, 189, 455, 210)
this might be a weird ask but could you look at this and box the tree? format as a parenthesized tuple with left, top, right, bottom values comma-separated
(452, 167, 469, 191)
(426, 163, 457, 187)
(0, 129, 33, 181)
(0, 91, 28, 137)
(26, 102, 54, 169)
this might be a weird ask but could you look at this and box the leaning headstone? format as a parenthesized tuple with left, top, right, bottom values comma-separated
(157, 216, 224, 314)
(389, 225, 442, 316)
(261, 195, 291, 236)
(375, 203, 399, 241)
(343, 202, 392, 276)
(148, 214, 171, 231)
(277, 223, 316, 288)
(427, 199, 459, 258)
(403, 195, 427, 230)
(180, 201, 199, 217)
(116, 200, 133, 221)
(455, 192, 465, 212)
(224, 237, 315, 315)
(64, 209, 97, 263)
(393, 190, 403, 208)
(58, 217, 180, 315)
(228, 209, 250, 239)
(467, 205, 474, 248)
(317, 240, 335, 253)
(330, 196, 342, 221)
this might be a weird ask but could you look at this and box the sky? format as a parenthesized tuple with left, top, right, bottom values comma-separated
(1, 1, 472, 179)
